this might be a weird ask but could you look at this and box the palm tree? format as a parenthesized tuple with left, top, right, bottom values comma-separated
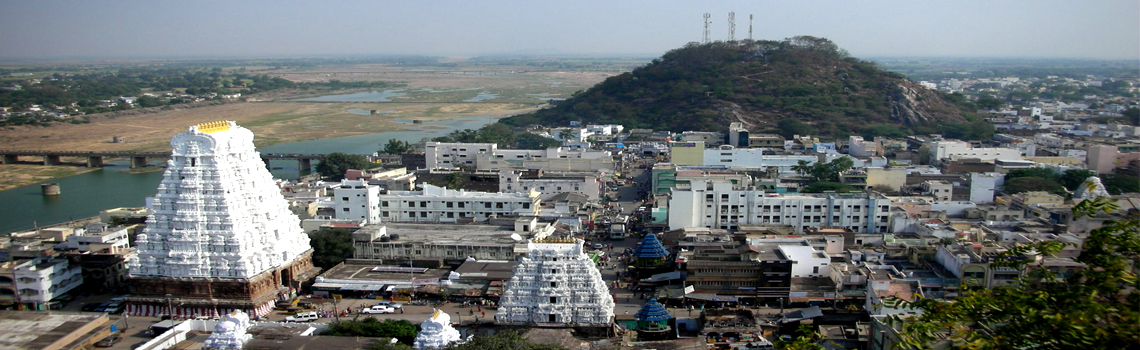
(792, 160, 812, 177)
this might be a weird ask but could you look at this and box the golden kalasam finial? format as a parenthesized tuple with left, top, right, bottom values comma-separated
(196, 121, 232, 133)
(431, 309, 441, 320)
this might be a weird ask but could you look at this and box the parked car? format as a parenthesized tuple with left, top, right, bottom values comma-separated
(46, 300, 65, 310)
(374, 301, 403, 309)
(284, 311, 319, 322)
(94, 335, 121, 347)
(81, 303, 102, 312)
(360, 306, 395, 314)
(93, 303, 112, 312)
(593, 243, 604, 250)
(104, 304, 125, 314)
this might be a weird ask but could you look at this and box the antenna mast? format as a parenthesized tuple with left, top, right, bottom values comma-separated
(728, 12, 736, 41)
(748, 14, 753, 40)
(703, 13, 711, 43)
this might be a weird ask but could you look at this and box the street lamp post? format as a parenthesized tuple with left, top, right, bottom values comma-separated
(165, 294, 173, 319)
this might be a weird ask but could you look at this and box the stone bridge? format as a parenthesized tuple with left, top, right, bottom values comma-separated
(0, 150, 326, 169)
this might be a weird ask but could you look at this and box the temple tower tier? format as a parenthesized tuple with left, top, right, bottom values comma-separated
(495, 237, 615, 327)
(126, 121, 319, 318)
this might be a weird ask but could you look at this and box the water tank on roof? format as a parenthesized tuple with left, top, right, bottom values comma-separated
(390, 234, 400, 241)
(379, 236, 390, 242)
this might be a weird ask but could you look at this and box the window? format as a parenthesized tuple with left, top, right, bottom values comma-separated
(484, 203, 491, 208)
(341, 197, 349, 201)
(446, 202, 454, 208)
(420, 201, 427, 207)
(419, 212, 427, 218)
(342, 208, 349, 212)
(549, 297, 557, 304)
(550, 282, 557, 287)
(382, 201, 389, 207)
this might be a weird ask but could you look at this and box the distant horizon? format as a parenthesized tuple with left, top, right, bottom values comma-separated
(1, 50, 1137, 64)
(2, 1, 1136, 62)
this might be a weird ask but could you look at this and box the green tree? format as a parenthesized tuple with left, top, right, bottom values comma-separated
(380, 139, 414, 155)
(896, 197, 1139, 349)
(1006, 167, 1059, 180)
(975, 96, 1005, 110)
(791, 160, 813, 177)
(324, 318, 419, 345)
(1002, 176, 1065, 195)
(1100, 173, 1140, 194)
(1058, 169, 1098, 191)
(800, 182, 857, 193)
(442, 330, 566, 350)
(316, 152, 370, 180)
(1123, 107, 1139, 126)
(777, 119, 814, 139)
(308, 228, 354, 270)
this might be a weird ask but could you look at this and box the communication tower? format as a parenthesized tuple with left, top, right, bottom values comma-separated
(703, 13, 711, 43)
(728, 12, 735, 41)
(748, 14, 753, 40)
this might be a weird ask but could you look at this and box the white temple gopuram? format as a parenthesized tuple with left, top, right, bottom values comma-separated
(413, 309, 464, 350)
(127, 121, 318, 318)
(495, 237, 614, 327)
(204, 310, 254, 350)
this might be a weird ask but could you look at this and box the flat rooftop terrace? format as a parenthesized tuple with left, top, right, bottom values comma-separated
(0, 311, 111, 350)
(367, 223, 525, 246)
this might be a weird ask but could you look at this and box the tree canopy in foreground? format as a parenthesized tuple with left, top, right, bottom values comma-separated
(894, 196, 1139, 349)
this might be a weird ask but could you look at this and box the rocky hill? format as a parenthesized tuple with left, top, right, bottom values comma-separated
(501, 37, 984, 138)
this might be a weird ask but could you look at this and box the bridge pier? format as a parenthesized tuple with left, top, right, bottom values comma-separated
(130, 156, 148, 168)
(44, 155, 61, 166)
(298, 159, 312, 171)
(261, 156, 271, 169)
(87, 156, 104, 168)
(2, 155, 17, 164)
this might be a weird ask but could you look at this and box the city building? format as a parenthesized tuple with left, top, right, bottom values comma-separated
(496, 237, 614, 327)
(378, 183, 540, 223)
(128, 121, 319, 318)
(499, 169, 601, 201)
(333, 179, 381, 224)
(350, 221, 551, 263)
(8, 257, 82, 310)
(668, 180, 891, 233)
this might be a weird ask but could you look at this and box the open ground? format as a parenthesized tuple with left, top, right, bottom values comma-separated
(0, 62, 625, 191)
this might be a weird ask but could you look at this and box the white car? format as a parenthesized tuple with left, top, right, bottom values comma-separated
(360, 306, 395, 314)
(285, 311, 318, 322)
(374, 301, 403, 309)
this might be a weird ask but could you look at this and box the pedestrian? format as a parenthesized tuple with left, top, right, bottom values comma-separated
(469, 309, 474, 316)
(481, 311, 485, 318)
(626, 295, 631, 302)
(477, 305, 482, 312)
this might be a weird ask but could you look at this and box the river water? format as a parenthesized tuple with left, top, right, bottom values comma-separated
(0, 115, 499, 235)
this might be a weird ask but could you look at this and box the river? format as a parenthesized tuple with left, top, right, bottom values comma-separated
(0, 115, 499, 235)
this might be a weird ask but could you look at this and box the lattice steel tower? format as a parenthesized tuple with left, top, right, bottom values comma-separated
(748, 14, 754, 40)
(728, 12, 736, 41)
(703, 13, 711, 43)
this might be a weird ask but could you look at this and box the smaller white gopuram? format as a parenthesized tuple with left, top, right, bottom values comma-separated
(496, 237, 615, 327)
(204, 310, 254, 350)
(1074, 176, 1111, 200)
(413, 309, 463, 350)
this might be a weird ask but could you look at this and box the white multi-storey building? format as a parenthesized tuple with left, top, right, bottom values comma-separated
(931, 140, 1021, 164)
(668, 180, 891, 233)
(496, 238, 614, 327)
(12, 256, 82, 310)
(424, 142, 613, 171)
(701, 146, 818, 174)
(61, 223, 130, 253)
(425, 142, 495, 169)
(969, 172, 1003, 204)
(379, 183, 540, 223)
(333, 179, 381, 224)
(499, 169, 601, 201)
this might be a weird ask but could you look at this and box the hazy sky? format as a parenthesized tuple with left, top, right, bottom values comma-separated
(2, 0, 1137, 60)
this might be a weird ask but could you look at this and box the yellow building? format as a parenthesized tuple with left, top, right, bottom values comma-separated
(670, 141, 704, 166)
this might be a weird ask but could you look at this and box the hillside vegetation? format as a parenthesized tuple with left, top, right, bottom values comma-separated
(502, 37, 988, 139)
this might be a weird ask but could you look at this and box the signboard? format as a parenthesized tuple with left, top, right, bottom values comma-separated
(683, 285, 695, 294)
(412, 278, 439, 285)
(672, 142, 698, 148)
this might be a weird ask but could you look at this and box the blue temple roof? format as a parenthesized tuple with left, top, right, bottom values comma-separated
(633, 234, 668, 259)
(635, 299, 672, 322)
